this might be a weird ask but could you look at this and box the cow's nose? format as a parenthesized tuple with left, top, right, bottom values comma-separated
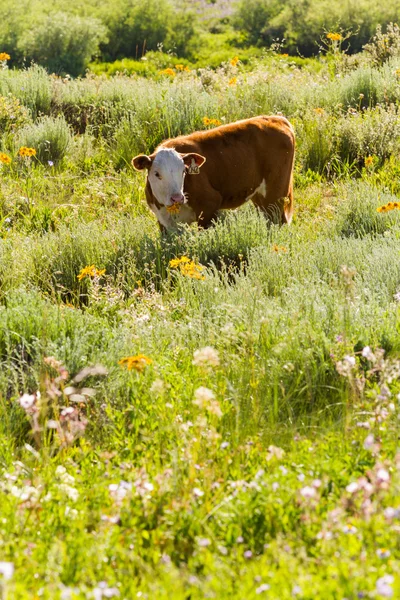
(171, 193, 185, 204)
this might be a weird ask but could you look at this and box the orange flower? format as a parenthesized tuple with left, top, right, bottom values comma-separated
(159, 68, 175, 77)
(229, 77, 237, 86)
(364, 155, 374, 168)
(272, 244, 287, 253)
(0, 152, 11, 164)
(314, 107, 325, 115)
(230, 56, 239, 67)
(77, 265, 106, 281)
(166, 203, 181, 214)
(327, 32, 342, 42)
(18, 146, 36, 158)
(0, 53, 10, 61)
(203, 117, 221, 127)
(119, 354, 152, 372)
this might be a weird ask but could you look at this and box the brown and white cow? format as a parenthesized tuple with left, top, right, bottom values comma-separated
(132, 115, 295, 232)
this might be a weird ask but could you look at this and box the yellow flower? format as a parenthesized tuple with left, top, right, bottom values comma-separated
(184, 66, 191, 72)
(0, 152, 11, 164)
(229, 77, 237, 86)
(175, 64, 185, 70)
(0, 53, 10, 61)
(272, 244, 287, 253)
(314, 107, 325, 115)
(166, 203, 181, 214)
(159, 68, 175, 77)
(280, 53, 289, 58)
(377, 206, 384, 213)
(393, 202, 400, 209)
(77, 265, 106, 281)
(327, 32, 342, 42)
(230, 56, 239, 67)
(364, 155, 374, 168)
(169, 255, 205, 280)
(203, 117, 221, 127)
(386, 202, 395, 210)
(396, 69, 400, 78)
(18, 146, 36, 158)
(119, 354, 152, 372)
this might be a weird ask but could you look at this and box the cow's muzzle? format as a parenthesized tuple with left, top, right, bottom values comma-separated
(170, 193, 185, 205)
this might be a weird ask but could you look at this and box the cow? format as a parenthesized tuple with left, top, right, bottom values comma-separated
(132, 115, 295, 232)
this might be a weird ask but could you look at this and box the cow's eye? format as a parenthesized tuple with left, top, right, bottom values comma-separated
(155, 172, 161, 179)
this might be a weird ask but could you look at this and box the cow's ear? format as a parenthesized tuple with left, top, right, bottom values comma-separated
(182, 153, 206, 175)
(132, 155, 152, 171)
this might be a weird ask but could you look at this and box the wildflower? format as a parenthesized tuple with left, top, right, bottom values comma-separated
(193, 346, 220, 368)
(169, 255, 205, 280)
(48, 160, 54, 167)
(203, 117, 222, 127)
(59, 484, 79, 502)
(364, 434, 375, 450)
(327, 32, 342, 42)
(175, 64, 185, 70)
(197, 537, 210, 546)
(300, 486, 316, 498)
(17, 392, 37, 410)
(272, 244, 287, 253)
(193, 487, 204, 498)
(266, 445, 285, 461)
(314, 107, 325, 115)
(184, 66, 191, 72)
(0, 562, 14, 581)
(377, 548, 391, 559)
(396, 69, 400, 78)
(244, 550, 253, 559)
(376, 575, 394, 597)
(230, 56, 239, 67)
(166, 203, 180, 214)
(150, 379, 165, 395)
(342, 523, 357, 534)
(365, 155, 374, 168)
(159, 68, 175, 77)
(0, 53, 10, 62)
(18, 146, 36, 157)
(0, 152, 11, 164)
(118, 354, 152, 372)
(229, 77, 237, 86)
(280, 53, 289, 58)
(376, 468, 390, 484)
(256, 584, 270, 594)
(362, 346, 375, 361)
(77, 265, 106, 281)
(346, 481, 359, 494)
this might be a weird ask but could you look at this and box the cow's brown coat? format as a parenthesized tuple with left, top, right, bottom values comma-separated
(139, 115, 295, 229)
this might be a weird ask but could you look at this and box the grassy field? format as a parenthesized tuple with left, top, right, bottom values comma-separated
(1, 40, 400, 599)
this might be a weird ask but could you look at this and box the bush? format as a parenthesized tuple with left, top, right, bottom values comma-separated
(15, 115, 73, 164)
(19, 12, 107, 77)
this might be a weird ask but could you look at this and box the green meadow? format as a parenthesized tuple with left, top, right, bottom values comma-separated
(1, 12, 400, 598)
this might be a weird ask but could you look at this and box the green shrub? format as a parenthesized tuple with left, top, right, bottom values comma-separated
(0, 65, 52, 119)
(19, 12, 107, 77)
(15, 115, 73, 164)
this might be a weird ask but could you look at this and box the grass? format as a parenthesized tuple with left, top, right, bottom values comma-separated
(1, 44, 400, 598)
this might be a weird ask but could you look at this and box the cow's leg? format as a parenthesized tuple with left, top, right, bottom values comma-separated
(252, 170, 294, 225)
(193, 184, 223, 228)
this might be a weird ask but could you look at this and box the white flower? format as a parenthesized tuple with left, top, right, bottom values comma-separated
(377, 468, 390, 484)
(377, 548, 391, 559)
(300, 486, 316, 498)
(376, 575, 394, 597)
(256, 584, 270, 594)
(193, 346, 220, 368)
(11, 485, 39, 502)
(59, 484, 79, 502)
(344, 355, 356, 366)
(193, 487, 204, 497)
(363, 434, 375, 450)
(266, 445, 285, 461)
(56, 466, 75, 485)
(342, 523, 357, 534)
(193, 387, 215, 408)
(362, 346, 375, 361)
(150, 379, 165, 395)
(346, 482, 359, 494)
(197, 537, 211, 547)
(272, 482, 279, 492)
(18, 393, 36, 410)
(0, 562, 14, 581)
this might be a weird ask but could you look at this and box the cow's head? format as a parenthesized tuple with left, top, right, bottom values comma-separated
(132, 148, 206, 207)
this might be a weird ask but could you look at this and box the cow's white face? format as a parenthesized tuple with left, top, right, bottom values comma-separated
(149, 149, 186, 207)
(132, 148, 206, 208)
